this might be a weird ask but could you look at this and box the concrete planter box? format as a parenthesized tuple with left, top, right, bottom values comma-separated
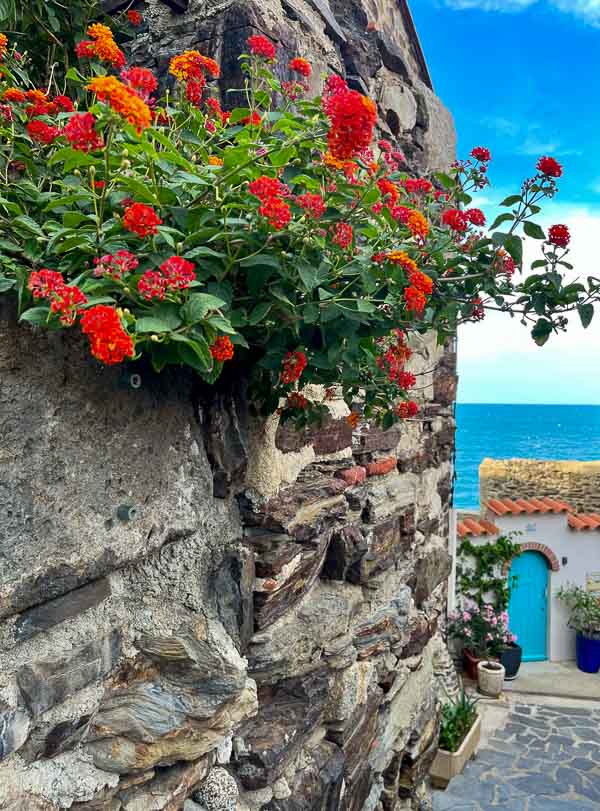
(430, 716, 481, 789)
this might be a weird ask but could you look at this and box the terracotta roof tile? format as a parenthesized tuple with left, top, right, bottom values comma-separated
(457, 516, 500, 539)
(568, 513, 600, 531)
(487, 496, 573, 516)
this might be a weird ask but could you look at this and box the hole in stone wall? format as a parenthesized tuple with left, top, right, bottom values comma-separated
(386, 109, 400, 136)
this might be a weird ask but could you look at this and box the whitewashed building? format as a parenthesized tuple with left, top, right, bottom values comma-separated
(450, 497, 600, 662)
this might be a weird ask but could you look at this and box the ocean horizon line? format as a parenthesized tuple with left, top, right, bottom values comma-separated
(457, 402, 600, 407)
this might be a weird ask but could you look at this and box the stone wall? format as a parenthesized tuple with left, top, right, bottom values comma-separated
(0, 2, 459, 809)
(480, 458, 600, 513)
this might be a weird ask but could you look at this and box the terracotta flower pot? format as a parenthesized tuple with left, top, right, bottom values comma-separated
(462, 648, 484, 681)
(430, 716, 481, 789)
(477, 660, 505, 698)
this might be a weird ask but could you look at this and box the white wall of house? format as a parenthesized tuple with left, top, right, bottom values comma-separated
(490, 513, 600, 662)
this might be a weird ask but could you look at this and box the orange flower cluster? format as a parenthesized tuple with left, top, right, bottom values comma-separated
(404, 270, 433, 315)
(387, 250, 418, 274)
(169, 51, 220, 81)
(208, 156, 224, 166)
(407, 210, 429, 241)
(210, 336, 234, 362)
(80, 305, 135, 365)
(77, 23, 125, 68)
(87, 76, 151, 133)
(0, 33, 8, 60)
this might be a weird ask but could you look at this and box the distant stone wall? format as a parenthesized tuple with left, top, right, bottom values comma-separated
(480, 458, 600, 513)
(0, 3, 459, 809)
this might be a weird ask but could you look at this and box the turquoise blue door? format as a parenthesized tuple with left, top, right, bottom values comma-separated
(508, 551, 548, 662)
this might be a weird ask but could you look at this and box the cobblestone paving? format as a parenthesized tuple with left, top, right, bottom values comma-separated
(433, 703, 600, 810)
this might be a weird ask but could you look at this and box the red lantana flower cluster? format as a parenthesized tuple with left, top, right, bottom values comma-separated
(471, 146, 491, 162)
(93, 251, 139, 279)
(289, 57, 311, 77)
(210, 335, 234, 362)
(376, 331, 414, 387)
(537, 156, 563, 178)
(127, 9, 142, 25)
(441, 208, 468, 233)
(395, 401, 419, 419)
(122, 203, 163, 238)
(249, 175, 292, 230)
(322, 75, 377, 161)
(331, 222, 353, 250)
(297, 192, 326, 219)
(80, 305, 135, 364)
(281, 350, 307, 384)
(28, 269, 88, 326)
(63, 113, 104, 152)
(120, 67, 158, 102)
(138, 256, 196, 300)
(26, 119, 61, 144)
(548, 224, 570, 248)
(248, 35, 277, 60)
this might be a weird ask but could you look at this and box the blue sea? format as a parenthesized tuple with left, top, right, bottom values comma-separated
(455, 404, 600, 510)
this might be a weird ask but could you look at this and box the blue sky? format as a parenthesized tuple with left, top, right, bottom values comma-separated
(411, 0, 600, 404)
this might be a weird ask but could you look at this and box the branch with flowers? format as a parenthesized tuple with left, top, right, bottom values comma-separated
(0, 19, 598, 428)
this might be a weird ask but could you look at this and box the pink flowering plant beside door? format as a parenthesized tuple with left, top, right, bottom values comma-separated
(0, 19, 598, 428)
(448, 601, 517, 658)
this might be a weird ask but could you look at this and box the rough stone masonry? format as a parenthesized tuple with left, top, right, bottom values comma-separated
(0, 1, 458, 808)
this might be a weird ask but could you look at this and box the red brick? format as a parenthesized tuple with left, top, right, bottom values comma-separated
(365, 457, 397, 478)
(337, 466, 367, 486)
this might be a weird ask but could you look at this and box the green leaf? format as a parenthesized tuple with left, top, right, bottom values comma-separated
(489, 212, 514, 231)
(578, 303, 594, 329)
(173, 335, 213, 372)
(531, 318, 553, 346)
(504, 234, 523, 265)
(48, 147, 95, 172)
(240, 253, 281, 269)
(20, 307, 50, 325)
(12, 216, 44, 237)
(248, 302, 272, 325)
(184, 246, 227, 260)
(500, 194, 522, 207)
(523, 221, 545, 240)
(270, 146, 297, 167)
(135, 317, 174, 333)
(183, 293, 226, 322)
(0, 276, 15, 292)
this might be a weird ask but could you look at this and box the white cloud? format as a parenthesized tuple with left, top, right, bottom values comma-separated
(445, 0, 535, 9)
(552, 0, 600, 25)
(444, 0, 600, 25)
(458, 203, 600, 403)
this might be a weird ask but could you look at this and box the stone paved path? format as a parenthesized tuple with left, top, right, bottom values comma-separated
(433, 702, 600, 810)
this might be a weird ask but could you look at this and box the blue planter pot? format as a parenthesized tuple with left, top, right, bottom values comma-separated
(576, 633, 600, 674)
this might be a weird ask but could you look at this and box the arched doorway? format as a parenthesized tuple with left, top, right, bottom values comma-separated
(508, 551, 549, 662)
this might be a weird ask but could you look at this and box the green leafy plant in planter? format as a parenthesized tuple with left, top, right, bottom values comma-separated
(0, 19, 597, 429)
(557, 584, 600, 673)
(438, 690, 479, 753)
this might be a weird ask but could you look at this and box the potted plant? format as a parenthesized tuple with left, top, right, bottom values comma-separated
(430, 690, 481, 789)
(497, 609, 522, 680)
(448, 602, 515, 680)
(477, 660, 506, 697)
(557, 584, 600, 673)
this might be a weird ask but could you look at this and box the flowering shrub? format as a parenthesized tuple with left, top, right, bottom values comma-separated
(0, 21, 597, 426)
(448, 601, 517, 658)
